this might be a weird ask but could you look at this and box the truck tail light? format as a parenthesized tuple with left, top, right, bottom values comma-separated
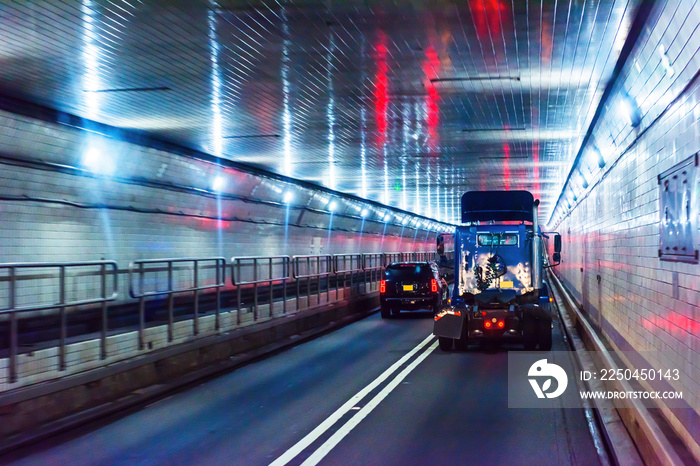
(484, 321, 492, 329)
(497, 321, 505, 328)
(431, 279, 438, 293)
(380, 280, 386, 293)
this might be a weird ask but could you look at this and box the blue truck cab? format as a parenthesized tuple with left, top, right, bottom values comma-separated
(433, 190, 561, 351)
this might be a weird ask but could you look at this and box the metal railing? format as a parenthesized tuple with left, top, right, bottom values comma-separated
(231, 256, 291, 322)
(334, 254, 363, 298)
(362, 253, 384, 292)
(414, 251, 436, 262)
(1, 250, 443, 385)
(292, 255, 333, 310)
(383, 251, 435, 265)
(0, 261, 118, 383)
(128, 258, 226, 349)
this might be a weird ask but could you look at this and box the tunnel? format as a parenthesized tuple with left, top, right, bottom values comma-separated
(0, 0, 698, 464)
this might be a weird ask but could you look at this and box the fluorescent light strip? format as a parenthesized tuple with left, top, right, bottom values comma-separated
(82, 86, 171, 93)
(223, 134, 281, 139)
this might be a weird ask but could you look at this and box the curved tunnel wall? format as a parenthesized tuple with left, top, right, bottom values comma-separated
(551, 2, 700, 457)
(0, 107, 450, 309)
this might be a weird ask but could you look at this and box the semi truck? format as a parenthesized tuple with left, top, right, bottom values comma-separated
(433, 190, 561, 351)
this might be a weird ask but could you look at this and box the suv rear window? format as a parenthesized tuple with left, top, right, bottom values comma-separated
(385, 264, 433, 280)
(477, 233, 518, 246)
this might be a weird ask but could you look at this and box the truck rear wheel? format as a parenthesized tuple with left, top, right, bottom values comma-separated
(522, 317, 537, 350)
(538, 319, 552, 351)
(438, 337, 453, 351)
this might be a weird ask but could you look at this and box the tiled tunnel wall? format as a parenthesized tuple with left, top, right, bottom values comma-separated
(0, 107, 446, 310)
(552, 2, 700, 457)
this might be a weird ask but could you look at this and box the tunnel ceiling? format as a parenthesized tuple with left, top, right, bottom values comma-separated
(0, 0, 641, 224)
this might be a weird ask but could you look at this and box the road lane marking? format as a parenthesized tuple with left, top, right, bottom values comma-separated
(270, 334, 436, 466)
(301, 340, 439, 465)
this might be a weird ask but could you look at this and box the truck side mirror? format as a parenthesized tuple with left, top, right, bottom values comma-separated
(553, 252, 561, 263)
(554, 234, 562, 253)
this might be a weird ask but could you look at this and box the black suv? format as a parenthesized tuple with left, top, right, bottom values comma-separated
(380, 261, 449, 318)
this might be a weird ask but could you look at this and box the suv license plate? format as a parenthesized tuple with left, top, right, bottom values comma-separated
(403, 285, 414, 291)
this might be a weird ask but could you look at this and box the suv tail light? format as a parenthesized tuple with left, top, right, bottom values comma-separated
(431, 278, 438, 293)
(380, 280, 386, 293)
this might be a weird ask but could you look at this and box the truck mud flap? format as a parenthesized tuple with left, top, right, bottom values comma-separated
(433, 312, 465, 339)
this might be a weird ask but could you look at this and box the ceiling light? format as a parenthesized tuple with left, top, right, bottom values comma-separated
(82, 148, 115, 176)
(283, 191, 294, 203)
(618, 93, 642, 127)
(658, 44, 675, 77)
(361, 208, 369, 217)
(82, 86, 171, 93)
(589, 146, 605, 169)
(578, 170, 589, 190)
(211, 176, 226, 192)
(328, 201, 337, 212)
(222, 134, 281, 139)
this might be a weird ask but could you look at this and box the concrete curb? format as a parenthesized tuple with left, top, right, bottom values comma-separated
(0, 294, 379, 456)
(548, 271, 685, 466)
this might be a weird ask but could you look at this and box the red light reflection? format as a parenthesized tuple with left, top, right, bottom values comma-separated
(374, 33, 389, 148)
(423, 46, 440, 152)
(471, 0, 505, 38)
(643, 312, 700, 336)
(502, 142, 510, 190)
(532, 142, 540, 197)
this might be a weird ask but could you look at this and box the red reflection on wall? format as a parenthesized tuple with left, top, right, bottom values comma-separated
(374, 33, 389, 148)
(423, 46, 440, 153)
(644, 312, 700, 337)
(541, 21, 552, 65)
(532, 142, 540, 196)
(471, 0, 505, 38)
(197, 217, 231, 230)
(502, 142, 511, 191)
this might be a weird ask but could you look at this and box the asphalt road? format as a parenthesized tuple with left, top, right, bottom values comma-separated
(3, 309, 602, 465)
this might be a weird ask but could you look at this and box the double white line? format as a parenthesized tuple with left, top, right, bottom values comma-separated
(270, 334, 438, 466)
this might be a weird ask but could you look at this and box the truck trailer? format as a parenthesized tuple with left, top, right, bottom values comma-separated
(433, 190, 561, 351)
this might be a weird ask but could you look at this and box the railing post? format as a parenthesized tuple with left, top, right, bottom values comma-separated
(59, 265, 66, 371)
(138, 262, 145, 350)
(316, 256, 321, 305)
(167, 261, 174, 342)
(325, 256, 330, 303)
(236, 260, 242, 325)
(295, 258, 301, 311)
(362, 255, 367, 293)
(269, 257, 274, 318)
(283, 257, 288, 314)
(216, 259, 221, 331)
(100, 263, 108, 360)
(349, 259, 354, 297)
(253, 259, 258, 321)
(9, 267, 17, 383)
(335, 256, 340, 300)
(306, 257, 311, 309)
(193, 260, 199, 335)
